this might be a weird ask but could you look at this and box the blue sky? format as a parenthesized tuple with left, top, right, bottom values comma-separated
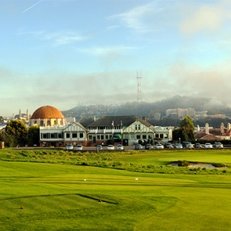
(0, 0, 231, 116)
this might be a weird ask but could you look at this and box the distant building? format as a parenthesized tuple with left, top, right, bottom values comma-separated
(166, 108, 195, 119)
(195, 123, 231, 141)
(14, 109, 30, 122)
(195, 111, 208, 119)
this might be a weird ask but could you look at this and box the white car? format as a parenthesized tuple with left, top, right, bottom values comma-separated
(74, 144, 83, 151)
(154, 143, 164, 149)
(107, 145, 115, 150)
(116, 144, 124, 150)
(65, 144, 73, 150)
(213, 142, 223, 149)
(175, 143, 183, 149)
(204, 143, 213, 149)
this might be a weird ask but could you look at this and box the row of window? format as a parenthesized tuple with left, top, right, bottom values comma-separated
(89, 134, 113, 140)
(34, 120, 64, 126)
(41, 132, 84, 139)
(155, 133, 168, 139)
(41, 132, 168, 140)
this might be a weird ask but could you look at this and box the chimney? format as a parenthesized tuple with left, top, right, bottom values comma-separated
(220, 123, 225, 135)
(205, 123, 209, 134)
(227, 123, 231, 131)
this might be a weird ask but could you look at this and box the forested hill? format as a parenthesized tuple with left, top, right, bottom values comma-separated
(63, 95, 231, 121)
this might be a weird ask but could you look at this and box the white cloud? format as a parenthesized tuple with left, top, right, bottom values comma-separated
(18, 30, 88, 46)
(81, 45, 137, 56)
(109, 2, 163, 33)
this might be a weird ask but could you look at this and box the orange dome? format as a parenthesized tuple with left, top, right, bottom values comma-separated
(31, 105, 64, 119)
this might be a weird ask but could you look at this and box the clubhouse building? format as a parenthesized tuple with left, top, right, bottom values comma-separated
(31, 105, 173, 147)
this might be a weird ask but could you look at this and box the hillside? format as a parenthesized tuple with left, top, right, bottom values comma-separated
(63, 95, 231, 121)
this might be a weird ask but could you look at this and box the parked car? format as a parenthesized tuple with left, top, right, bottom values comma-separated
(204, 143, 213, 149)
(154, 143, 164, 149)
(165, 143, 174, 149)
(213, 142, 223, 149)
(134, 144, 144, 150)
(74, 144, 83, 151)
(116, 144, 124, 150)
(174, 143, 183, 149)
(96, 144, 103, 150)
(145, 144, 154, 150)
(195, 143, 202, 149)
(183, 142, 194, 149)
(65, 144, 73, 150)
(107, 145, 115, 150)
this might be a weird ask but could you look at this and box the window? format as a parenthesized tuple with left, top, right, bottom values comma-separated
(135, 124, 141, 130)
(80, 133, 83, 138)
(142, 135, 147, 139)
(51, 133, 57, 138)
(101, 135, 104, 140)
(42, 133, 47, 139)
(89, 135, 92, 140)
(72, 133, 77, 138)
(137, 135, 141, 139)
(97, 135, 100, 140)
(66, 133, 70, 138)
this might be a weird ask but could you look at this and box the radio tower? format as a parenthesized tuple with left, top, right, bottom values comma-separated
(136, 72, 143, 103)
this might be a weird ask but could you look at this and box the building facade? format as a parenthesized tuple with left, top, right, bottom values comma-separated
(30, 106, 173, 147)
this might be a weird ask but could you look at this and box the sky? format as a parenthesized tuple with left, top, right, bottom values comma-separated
(0, 0, 231, 116)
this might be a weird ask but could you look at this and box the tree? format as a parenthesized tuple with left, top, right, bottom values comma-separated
(27, 126, 40, 146)
(179, 116, 195, 142)
(3, 120, 28, 147)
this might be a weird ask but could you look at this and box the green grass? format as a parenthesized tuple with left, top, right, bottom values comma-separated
(0, 149, 231, 230)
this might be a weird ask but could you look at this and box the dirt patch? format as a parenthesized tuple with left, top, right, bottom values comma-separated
(169, 160, 226, 169)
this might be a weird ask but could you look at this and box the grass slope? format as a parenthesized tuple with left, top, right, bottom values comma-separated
(0, 149, 231, 230)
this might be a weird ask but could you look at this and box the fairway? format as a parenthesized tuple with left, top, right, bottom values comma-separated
(0, 149, 231, 230)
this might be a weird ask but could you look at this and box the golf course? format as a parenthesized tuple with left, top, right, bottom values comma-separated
(0, 148, 231, 230)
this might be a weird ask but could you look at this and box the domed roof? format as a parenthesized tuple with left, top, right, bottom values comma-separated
(31, 105, 64, 119)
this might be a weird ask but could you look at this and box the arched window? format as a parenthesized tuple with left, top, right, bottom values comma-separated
(47, 120, 51, 126)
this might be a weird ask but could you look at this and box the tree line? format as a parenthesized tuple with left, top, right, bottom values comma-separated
(0, 120, 39, 147)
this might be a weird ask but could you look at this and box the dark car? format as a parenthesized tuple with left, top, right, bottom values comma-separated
(195, 143, 202, 149)
(145, 144, 153, 150)
(165, 143, 174, 149)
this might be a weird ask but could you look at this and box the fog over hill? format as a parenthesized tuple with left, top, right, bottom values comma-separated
(63, 95, 231, 121)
